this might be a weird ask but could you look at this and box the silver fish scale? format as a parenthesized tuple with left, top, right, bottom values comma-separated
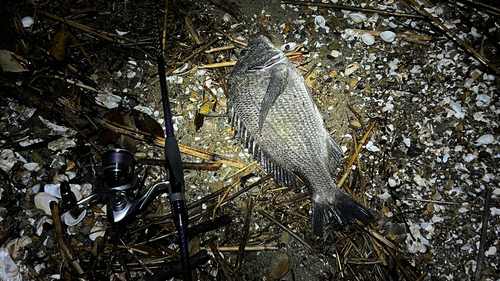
(227, 36, 374, 235)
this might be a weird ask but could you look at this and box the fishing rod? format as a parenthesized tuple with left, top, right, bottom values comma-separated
(150, 1, 192, 280)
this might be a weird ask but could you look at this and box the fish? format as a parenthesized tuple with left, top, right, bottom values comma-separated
(227, 35, 374, 236)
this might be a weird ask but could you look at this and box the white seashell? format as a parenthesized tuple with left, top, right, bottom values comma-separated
(133, 105, 153, 116)
(23, 162, 40, 171)
(95, 93, 122, 109)
(349, 13, 367, 23)
(365, 141, 380, 152)
(378, 192, 391, 200)
(434, 6, 445, 16)
(34, 192, 58, 215)
(115, 29, 129, 36)
(477, 94, 491, 103)
(314, 15, 326, 29)
(172, 63, 189, 74)
(21, 16, 34, 28)
(413, 175, 427, 187)
(330, 50, 340, 57)
(0, 249, 21, 281)
(47, 137, 76, 151)
(345, 63, 360, 75)
(476, 134, 495, 145)
(279, 42, 298, 52)
(388, 178, 397, 187)
(44, 183, 83, 201)
(67, 226, 79, 235)
(0, 149, 18, 172)
(89, 223, 106, 241)
(361, 33, 375, 45)
(380, 31, 396, 43)
(485, 246, 497, 256)
(62, 210, 86, 226)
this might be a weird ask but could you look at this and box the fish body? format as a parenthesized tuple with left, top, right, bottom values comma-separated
(227, 36, 374, 236)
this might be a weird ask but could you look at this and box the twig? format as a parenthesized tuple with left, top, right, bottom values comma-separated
(338, 121, 376, 187)
(474, 186, 493, 281)
(346, 104, 367, 132)
(456, 0, 500, 16)
(215, 30, 247, 46)
(282, 0, 425, 19)
(151, 38, 219, 84)
(50, 202, 84, 275)
(139, 158, 222, 171)
(185, 16, 203, 45)
(257, 210, 313, 252)
(206, 45, 236, 53)
(235, 198, 253, 271)
(209, 242, 233, 281)
(212, 164, 258, 220)
(405, 197, 461, 205)
(128, 248, 154, 275)
(303, 63, 317, 80)
(212, 180, 240, 221)
(406, 0, 500, 75)
(353, 133, 367, 207)
(385, 246, 414, 281)
(65, 117, 103, 154)
(225, 161, 258, 180)
(399, 36, 431, 46)
(201, 61, 236, 68)
(44, 75, 105, 93)
(206, 245, 278, 251)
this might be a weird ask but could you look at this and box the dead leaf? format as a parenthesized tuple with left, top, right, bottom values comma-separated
(102, 109, 124, 145)
(0, 50, 29, 72)
(48, 25, 71, 60)
(132, 109, 164, 138)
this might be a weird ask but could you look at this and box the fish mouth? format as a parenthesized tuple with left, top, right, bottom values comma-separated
(246, 53, 287, 72)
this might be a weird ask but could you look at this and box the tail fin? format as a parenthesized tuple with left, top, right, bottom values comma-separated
(311, 190, 374, 236)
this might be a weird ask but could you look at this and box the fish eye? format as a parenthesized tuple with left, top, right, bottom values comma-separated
(240, 49, 248, 56)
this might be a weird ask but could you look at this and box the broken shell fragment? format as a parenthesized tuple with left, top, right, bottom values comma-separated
(349, 13, 368, 23)
(476, 134, 495, 145)
(44, 183, 83, 201)
(345, 63, 360, 76)
(89, 223, 106, 241)
(0, 248, 21, 280)
(361, 33, 375, 45)
(380, 31, 396, 43)
(21, 16, 34, 28)
(0, 149, 18, 172)
(61, 210, 86, 226)
(34, 192, 58, 215)
(314, 15, 326, 29)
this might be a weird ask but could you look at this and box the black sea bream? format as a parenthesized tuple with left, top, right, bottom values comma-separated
(227, 35, 374, 236)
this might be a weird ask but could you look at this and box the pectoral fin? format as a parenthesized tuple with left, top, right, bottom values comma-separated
(259, 66, 289, 131)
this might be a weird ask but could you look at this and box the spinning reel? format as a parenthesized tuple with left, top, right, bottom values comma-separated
(77, 149, 168, 224)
